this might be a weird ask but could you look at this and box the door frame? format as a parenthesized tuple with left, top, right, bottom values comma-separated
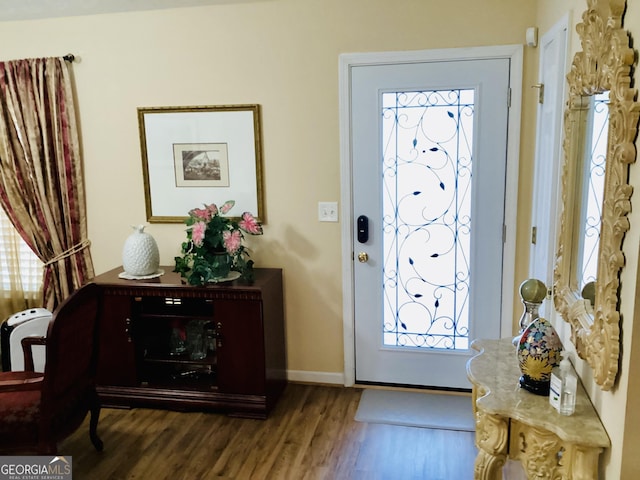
(338, 45, 524, 386)
(529, 14, 570, 322)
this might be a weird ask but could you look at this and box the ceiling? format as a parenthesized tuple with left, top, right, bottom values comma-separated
(0, 0, 253, 21)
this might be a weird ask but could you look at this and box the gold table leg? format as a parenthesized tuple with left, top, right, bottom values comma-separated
(474, 410, 509, 480)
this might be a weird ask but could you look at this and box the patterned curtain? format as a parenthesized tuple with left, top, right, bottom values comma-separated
(0, 57, 94, 311)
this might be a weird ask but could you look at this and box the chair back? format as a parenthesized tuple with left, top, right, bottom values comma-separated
(39, 283, 101, 433)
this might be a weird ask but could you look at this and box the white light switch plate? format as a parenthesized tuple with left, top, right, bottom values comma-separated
(318, 202, 339, 222)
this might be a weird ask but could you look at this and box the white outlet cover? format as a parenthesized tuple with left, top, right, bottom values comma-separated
(318, 202, 339, 222)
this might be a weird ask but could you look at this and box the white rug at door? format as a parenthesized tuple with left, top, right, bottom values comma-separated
(354, 389, 475, 432)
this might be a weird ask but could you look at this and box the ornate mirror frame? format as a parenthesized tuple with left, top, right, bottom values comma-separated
(554, 0, 640, 390)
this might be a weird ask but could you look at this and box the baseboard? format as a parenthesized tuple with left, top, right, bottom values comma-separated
(287, 369, 344, 385)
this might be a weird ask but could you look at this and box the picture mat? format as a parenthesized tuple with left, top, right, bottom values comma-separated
(143, 109, 258, 219)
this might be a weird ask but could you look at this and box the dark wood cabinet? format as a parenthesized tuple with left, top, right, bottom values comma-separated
(92, 266, 286, 418)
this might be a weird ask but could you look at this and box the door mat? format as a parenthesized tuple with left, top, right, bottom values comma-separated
(354, 389, 475, 432)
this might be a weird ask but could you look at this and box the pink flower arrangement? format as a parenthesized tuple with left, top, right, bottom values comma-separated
(174, 200, 263, 285)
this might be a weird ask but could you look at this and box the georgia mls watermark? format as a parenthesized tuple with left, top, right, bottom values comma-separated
(0, 456, 72, 480)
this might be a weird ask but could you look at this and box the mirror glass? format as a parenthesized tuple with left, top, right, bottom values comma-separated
(576, 92, 609, 292)
(553, 0, 639, 390)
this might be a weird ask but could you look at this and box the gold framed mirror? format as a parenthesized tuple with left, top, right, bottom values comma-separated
(554, 0, 640, 390)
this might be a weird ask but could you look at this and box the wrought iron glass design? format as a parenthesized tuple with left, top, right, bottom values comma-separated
(579, 92, 609, 289)
(381, 89, 474, 351)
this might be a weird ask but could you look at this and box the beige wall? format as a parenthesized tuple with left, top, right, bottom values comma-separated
(0, 0, 537, 376)
(5, 0, 638, 477)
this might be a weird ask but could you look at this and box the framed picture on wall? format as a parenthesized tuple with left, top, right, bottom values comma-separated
(138, 104, 264, 223)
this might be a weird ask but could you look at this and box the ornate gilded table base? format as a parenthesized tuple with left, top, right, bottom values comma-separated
(510, 421, 601, 480)
(474, 410, 508, 479)
(468, 339, 609, 480)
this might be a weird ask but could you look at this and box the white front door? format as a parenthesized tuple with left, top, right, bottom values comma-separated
(349, 53, 513, 389)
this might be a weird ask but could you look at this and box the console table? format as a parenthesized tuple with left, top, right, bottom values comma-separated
(92, 266, 286, 418)
(467, 338, 609, 479)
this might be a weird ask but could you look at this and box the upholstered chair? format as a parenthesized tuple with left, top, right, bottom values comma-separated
(0, 282, 103, 454)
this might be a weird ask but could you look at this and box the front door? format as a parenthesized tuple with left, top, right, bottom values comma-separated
(350, 54, 512, 389)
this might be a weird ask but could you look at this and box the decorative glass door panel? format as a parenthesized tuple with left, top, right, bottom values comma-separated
(382, 89, 474, 351)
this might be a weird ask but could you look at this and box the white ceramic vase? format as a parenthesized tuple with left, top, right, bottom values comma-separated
(122, 225, 160, 276)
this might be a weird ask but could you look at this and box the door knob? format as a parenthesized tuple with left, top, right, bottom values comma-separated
(357, 252, 369, 263)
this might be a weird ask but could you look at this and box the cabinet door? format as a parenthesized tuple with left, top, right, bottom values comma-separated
(96, 294, 137, 386)
(215, 299, 266, 394)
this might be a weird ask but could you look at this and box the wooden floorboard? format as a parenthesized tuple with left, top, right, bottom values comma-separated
(59, 383, 477, 479)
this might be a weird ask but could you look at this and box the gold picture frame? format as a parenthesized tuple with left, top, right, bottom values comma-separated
(138, 104, 264, 223)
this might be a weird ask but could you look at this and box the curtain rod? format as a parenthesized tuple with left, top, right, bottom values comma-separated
(63, 54, 75, 62)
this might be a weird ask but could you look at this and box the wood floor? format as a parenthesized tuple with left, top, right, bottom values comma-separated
(60, 383, 478, 479)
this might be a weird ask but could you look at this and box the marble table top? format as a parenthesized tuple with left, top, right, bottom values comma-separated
(467, 338, 610, 448)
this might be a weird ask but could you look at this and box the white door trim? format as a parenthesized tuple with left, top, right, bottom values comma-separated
(339, 45, 523, 386)
(529, 13, 570, 322)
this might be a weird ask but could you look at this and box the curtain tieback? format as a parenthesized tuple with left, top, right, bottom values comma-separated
(43, 239, 92, 266)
